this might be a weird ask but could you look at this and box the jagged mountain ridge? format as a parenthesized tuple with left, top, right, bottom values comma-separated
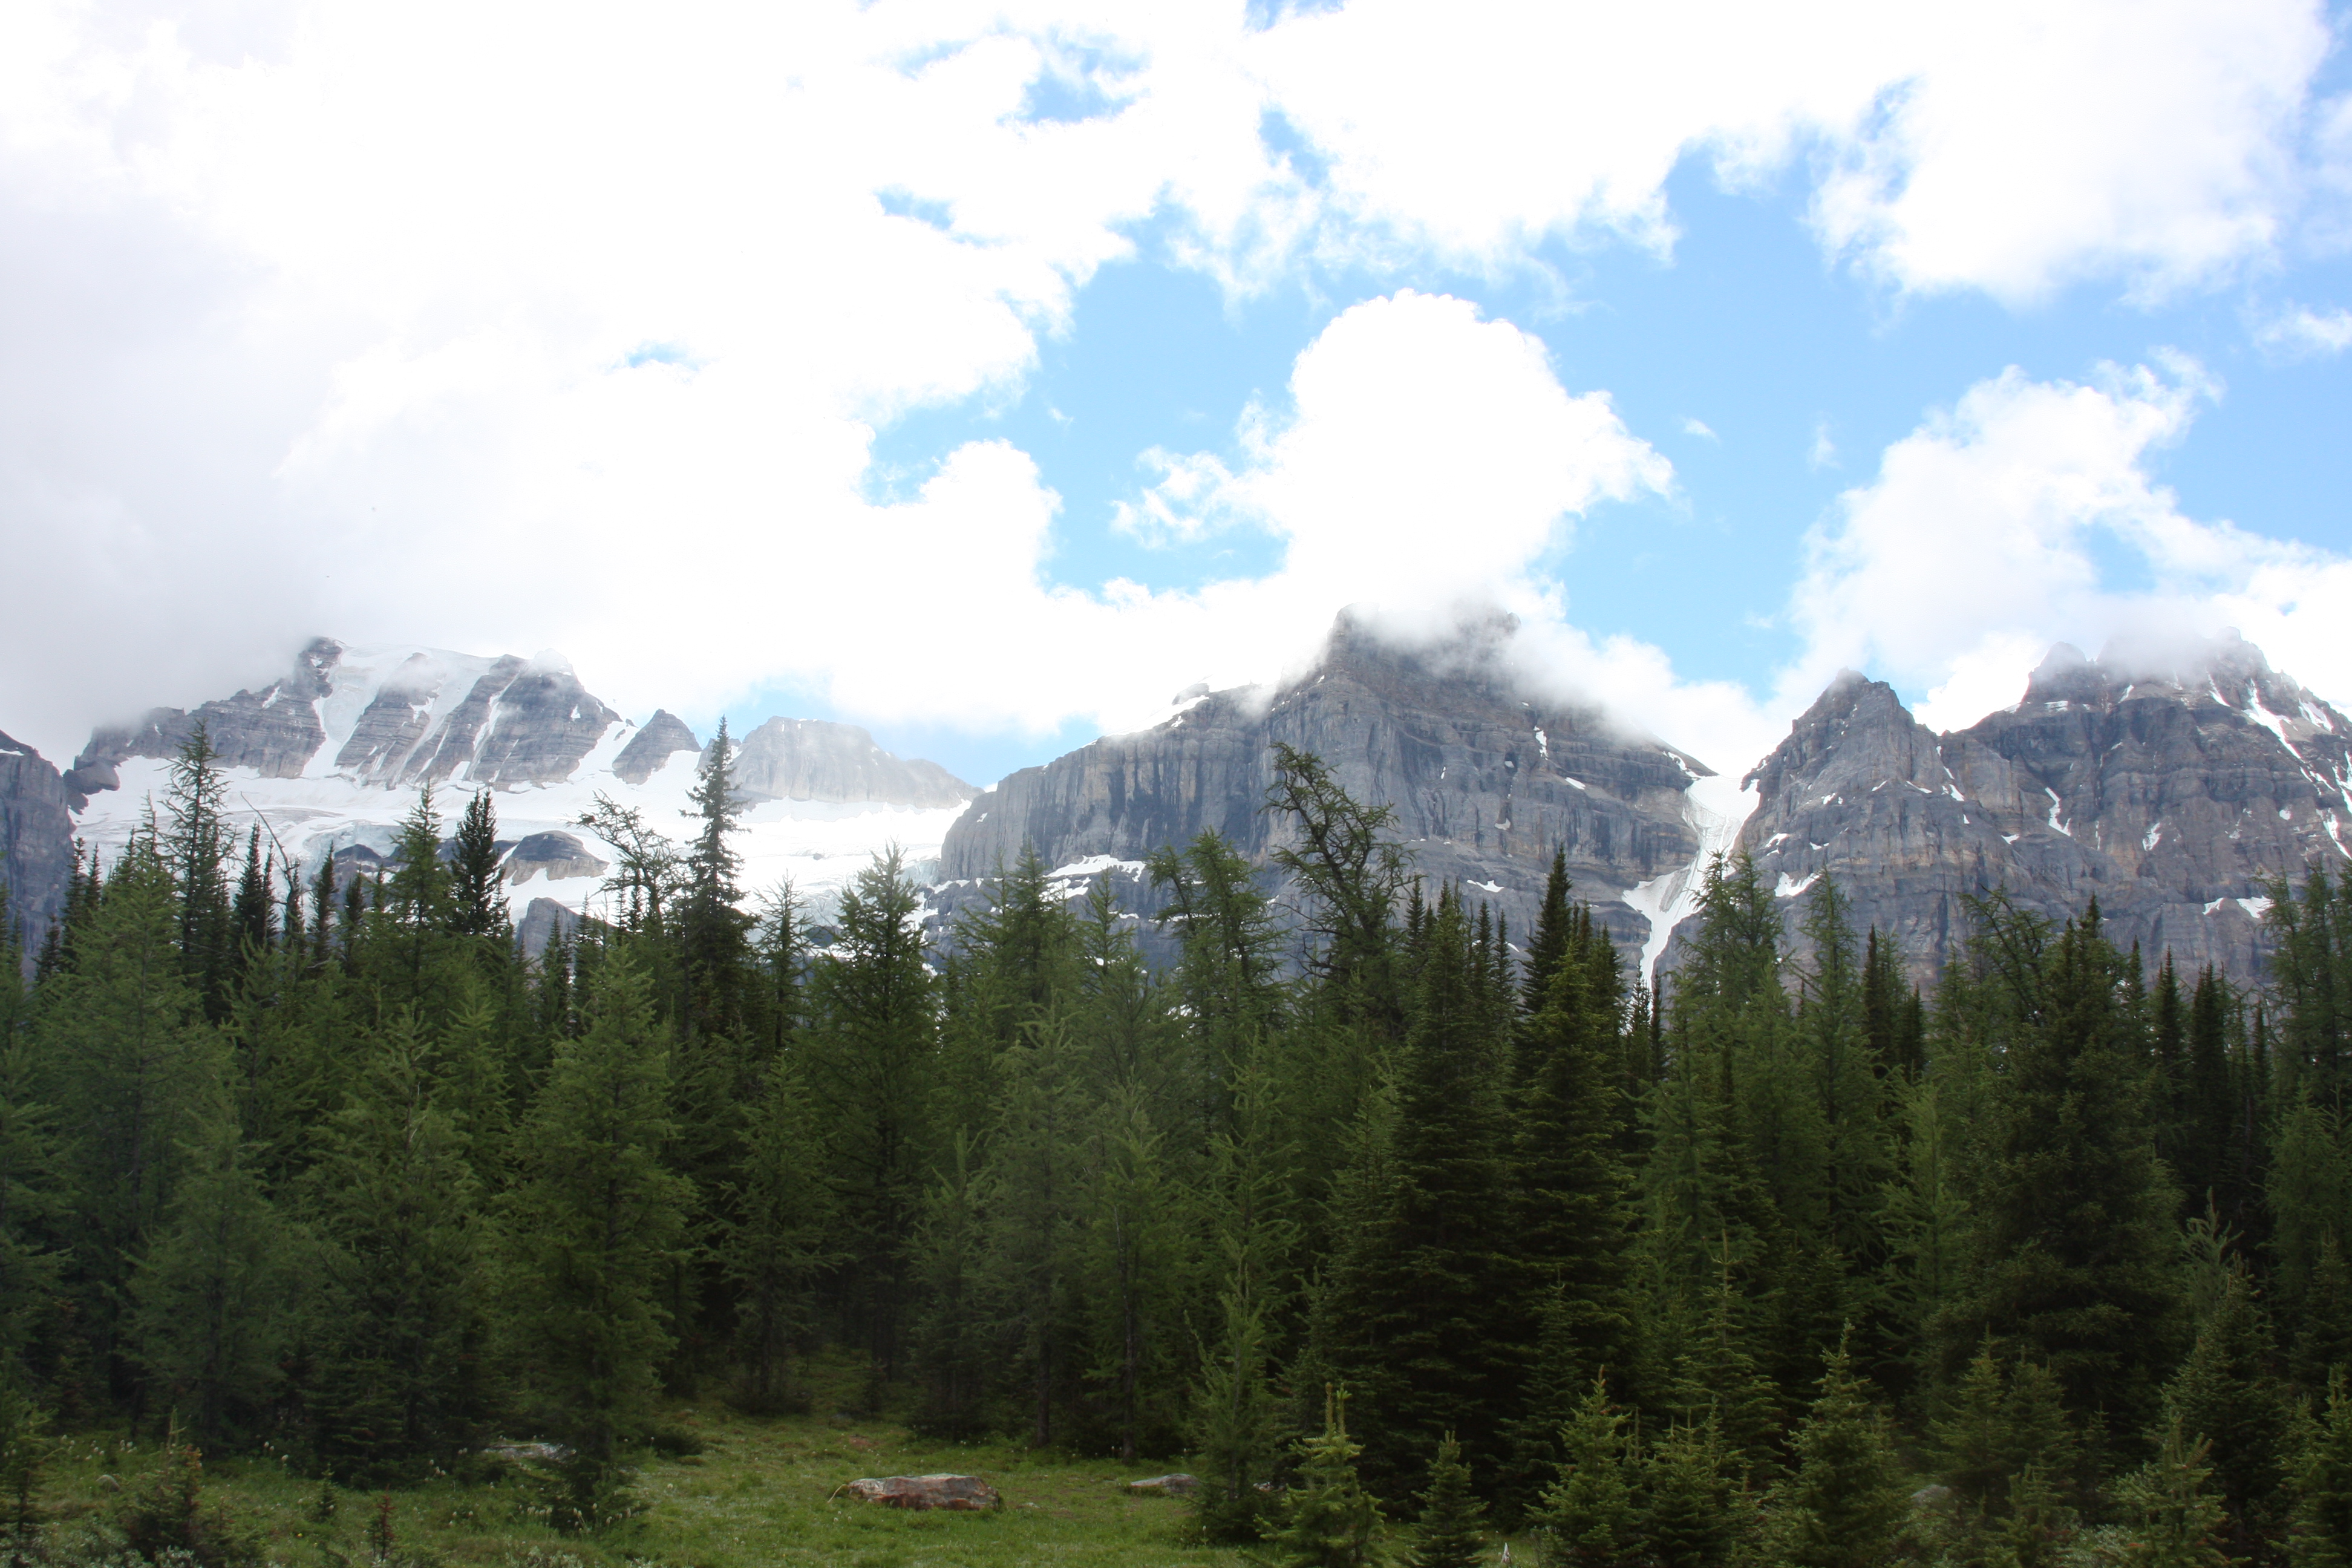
(936, 612, 1722, 962)
(6, 638, 977, 950)
(1737, 633, 2352, 979)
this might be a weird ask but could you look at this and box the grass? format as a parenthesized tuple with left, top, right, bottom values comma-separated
(34, 1406, 1256, 1568)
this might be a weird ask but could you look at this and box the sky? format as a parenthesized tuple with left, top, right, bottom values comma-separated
(3, 0, 2351, 795)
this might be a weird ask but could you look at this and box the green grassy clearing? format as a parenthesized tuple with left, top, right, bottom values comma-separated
(34, 1407, 1266, 1568)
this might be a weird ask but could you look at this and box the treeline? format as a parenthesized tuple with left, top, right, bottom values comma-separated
(3, 723, 2352, 1565)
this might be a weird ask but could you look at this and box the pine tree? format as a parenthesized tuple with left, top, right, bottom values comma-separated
(1406, 1432, 1486, 1568)
(1758, 1332, 1909, 1568)
(163, 722, 234, 1016)
(501, 947, 691, 1529)
(36, 838, 218, 1405)
(1267, 1386, 1384, 1568)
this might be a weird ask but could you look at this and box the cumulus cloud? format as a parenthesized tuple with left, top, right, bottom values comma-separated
(0, 0, 2344, 768)
(1785, 357, 2352, 735)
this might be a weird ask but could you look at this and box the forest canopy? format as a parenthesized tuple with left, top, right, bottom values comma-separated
(2, 725, 2350, 1566)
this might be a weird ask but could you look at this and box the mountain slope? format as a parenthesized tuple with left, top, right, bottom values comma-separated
(1737, 633, 2352, 978)
(938, 611, 1720, 961)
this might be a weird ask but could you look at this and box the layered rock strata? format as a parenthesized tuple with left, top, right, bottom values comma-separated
(0, 731, 76, 943)
(1739, 635, 2352, 980)
(939, 613, 1712, 957)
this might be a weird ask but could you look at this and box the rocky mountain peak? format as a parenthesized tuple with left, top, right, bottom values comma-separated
(1733, 632, 2352, 981)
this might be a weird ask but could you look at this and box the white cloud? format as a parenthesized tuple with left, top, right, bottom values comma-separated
(1786, 358, 2352, 734)
(0, 0, 2344, 766)
(1681, 417, 1718, 441)
(2256, 304, 2352, 358)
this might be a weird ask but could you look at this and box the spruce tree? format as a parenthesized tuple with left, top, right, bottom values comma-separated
(1539, 1374, 1638, 1568)
(163, 722, 234, 1016)
(1642, 1420, 1743, 1568)
(1406, 1432, 1486, 1568)
(2161, 1267, 2287, 1544)
(2114, 1422, 2230, 1568)
(1315, 889, 1522, 1491)
(2289, 1372, 2352, 1568)
(1267, 1386, 1384, 1568)
(449, 788, 509, 942)
(1950, 901, 2182, 1437)
(1757, 1332, 1909, 1568)
(679, 718, 753, 1036)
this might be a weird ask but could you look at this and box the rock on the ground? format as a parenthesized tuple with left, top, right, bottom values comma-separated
(837, 1474, 1001, 1511)
(1126, 1474, 1198, 1497)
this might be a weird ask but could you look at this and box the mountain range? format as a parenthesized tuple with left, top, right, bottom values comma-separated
(6, 615, 2347, 983)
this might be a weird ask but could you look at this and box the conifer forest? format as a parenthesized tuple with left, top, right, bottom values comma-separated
(5, 723, 2352, 1568)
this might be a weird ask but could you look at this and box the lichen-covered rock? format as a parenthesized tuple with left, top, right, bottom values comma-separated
(836, 1474, 1001, 1511)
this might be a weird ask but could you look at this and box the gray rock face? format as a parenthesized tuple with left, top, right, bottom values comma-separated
(731, 717, 973, 809)
(68, 637, 341, 799)
(939, 613, 1710, 955)
(1, 730, 77, 944)
(1737, 634, 2352, 980)
(69, 641, 624, 800)
(613, 710, 701, 785)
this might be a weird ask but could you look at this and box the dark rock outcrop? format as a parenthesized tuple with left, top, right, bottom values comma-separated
(1739, 633, 2352, 979)
(1, 730, 77, 944)
(613, 710, 701, 785)
(939, 612, 1711, 955)
(731, 717, 973, 809)
(502, 831, 608, 886)
(836, 1475, 1001, 1511)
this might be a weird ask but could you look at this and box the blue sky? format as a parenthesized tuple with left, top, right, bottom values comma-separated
(4, 1, 2351, 796)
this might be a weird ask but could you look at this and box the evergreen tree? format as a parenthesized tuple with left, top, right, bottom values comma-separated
(1758, 1333, 1909, 1568)
(2288, 1372, 2352, 1568)
(130, 1115, 305, 1445)
(1267, 1386, 1384, 1568)
(804, 849, 936, 1397)
(1315, 889, 1522, 1491)
(163, 722, 234, 1016)
(2160, 1267, 2288, 1544)
(448, 789, 509, 942)
(1266, 742, 1411, 1040)
(1948, 899, 2183, 1438)
(679, 718, 753, 1036)
(1539, 1374, 1638, 1568)
(1641, 1420, 1743, 1568)
(1406, 1432, 1486, 1568)
(2114, 1422, 2230, 1568)
(307, 1010, 488, 1483)
(720, 1059, 832, 1414)
(501, 948, 691, 1529)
